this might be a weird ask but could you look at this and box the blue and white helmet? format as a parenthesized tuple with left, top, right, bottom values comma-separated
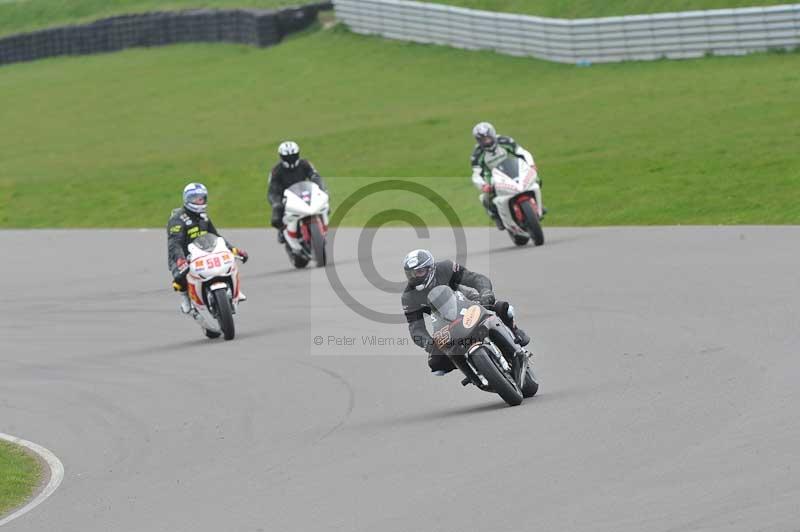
(278, 141, 301, 169)
(403, 249, 435, 290)
(183, 182, 208, 214)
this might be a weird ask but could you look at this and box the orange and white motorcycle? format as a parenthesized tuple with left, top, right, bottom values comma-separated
(185, 234, 245, 340)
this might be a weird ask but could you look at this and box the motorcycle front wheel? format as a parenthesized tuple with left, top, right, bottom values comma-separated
(308, 220, 326, 267)
(470, 346, 523, 406)
(520, 201, 545, 246)
(212, 288, 235, 340)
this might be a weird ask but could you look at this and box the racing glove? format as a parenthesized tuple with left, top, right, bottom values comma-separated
(270, 205, 285, 229)
(233, 248, 249, 263)
(479, 290, 496, 307)
(175, 257, 189, 278)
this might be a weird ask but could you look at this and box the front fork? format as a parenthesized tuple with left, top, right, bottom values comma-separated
(455, 317, 525, 390)
(451, 352, 490, 390)
(485, 317, 527, 388)
(285, 215, 327, 254)
(532, 186, 543, 218)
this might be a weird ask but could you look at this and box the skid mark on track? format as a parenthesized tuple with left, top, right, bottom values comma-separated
(292, 360, 356, 443)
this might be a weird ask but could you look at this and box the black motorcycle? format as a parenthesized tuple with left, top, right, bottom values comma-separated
(428, 286, 539, 406)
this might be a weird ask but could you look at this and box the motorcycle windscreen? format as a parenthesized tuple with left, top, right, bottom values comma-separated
(427, 285, 460, 322)
(193, 233, 218, 252)
(287, 181, 315, 205)
(496, 157, 520, 179)
(287, 181, 315, 195)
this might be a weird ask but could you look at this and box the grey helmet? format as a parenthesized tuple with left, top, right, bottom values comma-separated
(278, 141, 301, 169)
(472, 122, 497, 150)
(403, 249, 435, 290)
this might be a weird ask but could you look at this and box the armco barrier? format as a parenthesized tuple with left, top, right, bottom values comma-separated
(333, 0, 800, 63)
(0, 2, 332, 66)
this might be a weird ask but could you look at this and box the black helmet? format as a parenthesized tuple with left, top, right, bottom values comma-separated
(403, 249, 435, 290)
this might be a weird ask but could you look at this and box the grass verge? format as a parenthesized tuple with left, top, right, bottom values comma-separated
(0, 440, 41, 517)
(0, 27, 798, 227)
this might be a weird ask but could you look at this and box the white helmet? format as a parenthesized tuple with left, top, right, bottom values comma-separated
(182, 182, 208, 214)
(472, 122, 497, 149)
(278, 141, 301, 169)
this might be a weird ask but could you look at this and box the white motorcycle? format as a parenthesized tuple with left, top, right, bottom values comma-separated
(490, 156, 545, 247)
(185, 234, 244, 340)
(282, 181, 330, 268)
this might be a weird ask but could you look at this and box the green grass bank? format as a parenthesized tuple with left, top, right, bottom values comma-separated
(1, 27, 798, 227)
(0, 440, 41, 517)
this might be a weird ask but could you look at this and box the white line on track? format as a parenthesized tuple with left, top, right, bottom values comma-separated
(0, 433, 64, 528)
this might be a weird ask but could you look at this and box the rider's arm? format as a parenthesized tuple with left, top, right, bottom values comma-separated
(267, 167, 284, 208)
(470, 146, 488, 189)
(166, 213, 187, 272)
(406, 311, 435, 351)
(303, 160, 327, 192)
(471, 167, 487, 189)
(206, 218, 236, 251)
(497, 135, 533, 167)
(403, 292, 434, 350)
(515, 145, 535, 167)
(450, 262, 493, 295)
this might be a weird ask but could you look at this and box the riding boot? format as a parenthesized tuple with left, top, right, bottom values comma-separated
(513, 326, 531, 347)
(482, 195, 505, 230)
(491, 213, 505, 230)
(512, 349, 528, 387)
(178, 292, 191, 314)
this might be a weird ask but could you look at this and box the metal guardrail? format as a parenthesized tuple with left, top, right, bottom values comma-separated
(333, 0, 800, 63)
(0, 2, 333, 66)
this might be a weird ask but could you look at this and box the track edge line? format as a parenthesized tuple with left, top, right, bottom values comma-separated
(0, 432, 64, 527)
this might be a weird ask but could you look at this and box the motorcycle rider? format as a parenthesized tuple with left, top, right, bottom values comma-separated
(401, 249, 531, 376)
(470, 122, 544, 230)
(167, 182, 248, 314)
(267, 141, 328, 244)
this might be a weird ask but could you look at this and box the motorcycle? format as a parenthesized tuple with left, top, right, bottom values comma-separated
(490, 155, 545, 247)
(428, 286, 539, 406)
(282, 181, 329, 268)
(185, 234, 244, 340)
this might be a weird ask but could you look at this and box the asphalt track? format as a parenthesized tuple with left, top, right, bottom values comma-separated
(1, 227, 799, 531)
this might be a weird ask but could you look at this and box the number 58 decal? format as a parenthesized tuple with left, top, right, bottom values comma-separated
(195, 256, 223, 269)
